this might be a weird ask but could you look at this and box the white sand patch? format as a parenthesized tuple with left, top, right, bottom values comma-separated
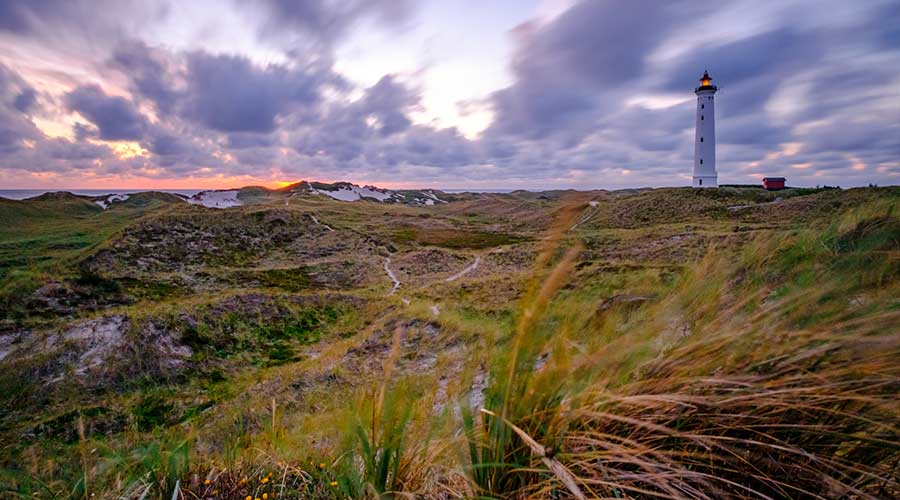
(446, 255, 481, 282)
(384, 257, 401, 295)
(315, 184, 396, 202)
(321, 187, 361, 201)
(359, 185, 393, 201)
(188, 190, 242, 208)
(0, 332, 25, 361)
(308, 183, 445, 206)
(58, 315, 128, 378)
(423, 190, 446, 203)
(95, 193, 130, 209)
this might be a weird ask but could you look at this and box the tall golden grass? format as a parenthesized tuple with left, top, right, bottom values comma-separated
(463, 196, 899, 499)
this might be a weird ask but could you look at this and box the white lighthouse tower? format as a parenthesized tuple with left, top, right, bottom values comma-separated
(692, 70, 718, 188)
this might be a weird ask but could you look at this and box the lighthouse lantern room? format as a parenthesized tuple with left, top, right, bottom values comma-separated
(693, 70, 718, 188)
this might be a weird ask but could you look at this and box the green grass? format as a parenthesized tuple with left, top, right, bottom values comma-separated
(390, 227, 527, 249)
(0, 194, 180, 321)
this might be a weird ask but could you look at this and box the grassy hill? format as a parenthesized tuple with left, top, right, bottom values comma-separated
(0, 186, 897, 499)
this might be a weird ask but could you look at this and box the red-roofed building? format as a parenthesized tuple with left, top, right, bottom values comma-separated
(762, 177, 786, 190)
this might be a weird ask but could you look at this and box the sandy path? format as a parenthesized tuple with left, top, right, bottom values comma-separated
(309, 214, 335, 231)
(384, 257, 401, 295)
(569, 201, 599, 230)
(446, 255, 481, 282)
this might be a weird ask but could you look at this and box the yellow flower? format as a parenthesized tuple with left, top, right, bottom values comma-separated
(263, 494, 269, 500)
(261, 477, 269, 484)
(330, 481, 338, 487)
(319, 462, 326, 468)
(204, 479, 211, 485)
(245, 496, 252, 500)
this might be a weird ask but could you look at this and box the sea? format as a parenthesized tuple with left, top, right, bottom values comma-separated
(0, 189, 204, 200)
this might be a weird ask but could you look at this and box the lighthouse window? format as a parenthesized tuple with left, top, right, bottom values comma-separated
(699, 179, 703, 185)
(700, 159, 703, 164)
(700, 137, 704, 142)
(701, 115, 704, 120)
(701, 104, 704, 109)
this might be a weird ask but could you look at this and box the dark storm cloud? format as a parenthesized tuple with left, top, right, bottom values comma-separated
(145, 132, 190, 157)
(41, 137, 113, 161)
(13, 88, 37, 113)
(485, 0, 695, 143)
(361, 76, 415, 136)
(660, 29, 823, 93)
(0, 63, 42, 153)
(802, 118, 900, 156)
(254, 0, 413, 43)
(65, 85, 148, 141)
(0, 0, 166, 49)
(111, 41, 180, 113)
(717, 113, 788, 146)
(657, 28, 825, 121)
(0, 63, 35, 106)
(182, 52, 334, 133)
(291, 74, 421, 162)
(392, 126, 475, 167)
(226, 133, 276, 150)
(0, 0, 90, 34)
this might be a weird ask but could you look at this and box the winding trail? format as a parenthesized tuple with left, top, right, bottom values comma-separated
(569, 200, 599, 231)
(446, 255, 481, 282)
(309, 214, 335, 231)
(384, 257, 401, 295)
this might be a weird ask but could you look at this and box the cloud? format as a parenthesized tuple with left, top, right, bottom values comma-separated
(254, 0, 414, 43)
(484, 0, 695, 144)
(181, 52, 335, 133)
(13, 88, 37, 113)
(65, 84, 149, 141)
(474, 0, 900, 187)
(0, 0, 167, 52)
(286, 74, 478, 172)
(0, 0, 92, 34)
(361, 75, 416, 136)
(1, 0, 899, 188)
(111, 40, 181, 113)
(0, 63, 42, 153)
(226, 132, 276, 150)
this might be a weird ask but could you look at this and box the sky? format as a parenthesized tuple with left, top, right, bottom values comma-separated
(0, 0, 898, 190)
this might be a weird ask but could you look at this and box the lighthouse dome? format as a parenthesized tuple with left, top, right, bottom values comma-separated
(695, 70, 718, 92)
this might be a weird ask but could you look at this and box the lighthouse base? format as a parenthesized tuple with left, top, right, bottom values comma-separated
(692, 176, 718, 188)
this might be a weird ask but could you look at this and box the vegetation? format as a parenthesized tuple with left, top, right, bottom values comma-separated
(0, 186, 897, 498)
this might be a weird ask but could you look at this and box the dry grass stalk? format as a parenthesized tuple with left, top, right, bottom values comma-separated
(481, 408, 586, 500)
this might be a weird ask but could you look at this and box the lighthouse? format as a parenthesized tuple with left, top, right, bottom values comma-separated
(692, 70, 718, 188)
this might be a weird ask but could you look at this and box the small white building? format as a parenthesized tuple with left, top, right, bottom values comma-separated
(692, 71, 718, 188)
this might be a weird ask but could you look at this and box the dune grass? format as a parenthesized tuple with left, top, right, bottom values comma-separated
(2, 190, 898, 498)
